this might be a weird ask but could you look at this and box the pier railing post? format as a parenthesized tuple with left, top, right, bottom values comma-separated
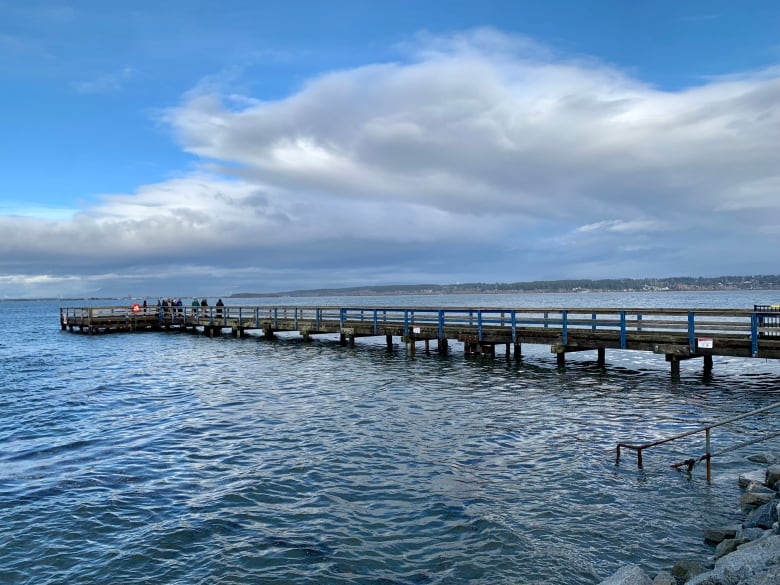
(561, 310, 568, 346)
(751, 313, 759, 357)
(688, 312, 695, 353)
(619, 311, 626, 349)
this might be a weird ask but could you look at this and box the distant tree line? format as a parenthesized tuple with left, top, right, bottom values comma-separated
(230, 274, 780, 298)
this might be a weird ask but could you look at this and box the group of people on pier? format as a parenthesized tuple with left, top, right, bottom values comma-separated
(149, 297, 225, 320)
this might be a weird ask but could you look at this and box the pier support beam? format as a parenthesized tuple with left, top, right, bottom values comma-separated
(703, 354, 713, 373)
(556, 352, 565, 367)
(408, 339, 416, 357)
(424, 339, 430, 355)
(667, 355, 681, 378)
(514, 343, 521, 360)
(263, 328, 275, 340)
(386, 334, 393, 352)
(597, 347, 606, 366)
(438, 338, 449, 355)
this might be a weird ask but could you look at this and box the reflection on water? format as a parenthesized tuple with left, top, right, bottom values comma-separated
(1, 293, 779, 584)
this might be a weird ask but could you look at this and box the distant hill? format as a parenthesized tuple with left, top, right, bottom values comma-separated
(229, 274, 780, 298)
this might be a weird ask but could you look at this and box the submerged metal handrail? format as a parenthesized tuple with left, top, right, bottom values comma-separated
(616, 401, 780, 482)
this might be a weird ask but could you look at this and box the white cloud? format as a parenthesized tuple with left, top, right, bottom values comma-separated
(166, 30, 779, 229)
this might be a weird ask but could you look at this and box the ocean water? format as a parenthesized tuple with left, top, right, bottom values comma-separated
(1, 291, 779, 584)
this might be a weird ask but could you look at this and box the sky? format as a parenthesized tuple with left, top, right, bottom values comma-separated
(1, 0, 779, 298)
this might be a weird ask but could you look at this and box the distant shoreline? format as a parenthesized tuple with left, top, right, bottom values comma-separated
(229, 275, 780, 299)
(6, 275, 780, 302)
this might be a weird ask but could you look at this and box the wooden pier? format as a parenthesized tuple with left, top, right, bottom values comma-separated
(59, 305, 780, 377)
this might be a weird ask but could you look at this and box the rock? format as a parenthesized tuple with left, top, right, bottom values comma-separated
(747, 482, 777, 495)
(767, 464, 780, 487)
(748, 453, 778, 465)
(598, 564, 653, 585)
(703, 525, 740, 544)
(737, 526, 770, 543)
(753, 565, 780, 585)
(671, 559, 710, 583)
(739, 470, 766, 487)
(687, 534, 780, 585)
(652, 572, 676, 585)
(741, 490, 776, 509)
(745, 500, 780, 529)
(714, 538, 738, 559)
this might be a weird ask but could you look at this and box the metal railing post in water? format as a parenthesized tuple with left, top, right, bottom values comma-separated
(617, 400, 780, 482)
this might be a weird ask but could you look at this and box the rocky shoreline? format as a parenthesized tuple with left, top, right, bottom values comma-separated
(600, 457, 780, 585)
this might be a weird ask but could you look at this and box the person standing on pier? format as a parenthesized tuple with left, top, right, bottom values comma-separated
(216, 298, 224, 318)
(192, 297, 199, 317)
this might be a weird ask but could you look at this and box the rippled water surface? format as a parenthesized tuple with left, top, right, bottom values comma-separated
(2, 292, 780, 584)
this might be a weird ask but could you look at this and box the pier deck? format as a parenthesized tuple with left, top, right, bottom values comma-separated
(59, 305, 780, 377)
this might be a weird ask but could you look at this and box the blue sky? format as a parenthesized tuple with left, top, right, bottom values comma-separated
(1, 1, 779, 298)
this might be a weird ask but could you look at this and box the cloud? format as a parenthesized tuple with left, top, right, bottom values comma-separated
(73, 66, 137, 93)
(166, 30, 779, 227)
(2, 29, 780, 297)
